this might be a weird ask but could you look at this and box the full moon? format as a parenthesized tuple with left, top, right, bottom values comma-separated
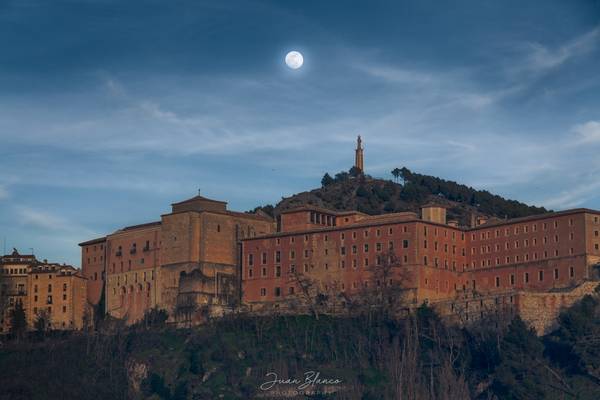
(285, 51, 304, 69)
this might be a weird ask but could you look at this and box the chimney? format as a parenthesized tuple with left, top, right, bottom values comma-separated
(421, 204, 447, 225)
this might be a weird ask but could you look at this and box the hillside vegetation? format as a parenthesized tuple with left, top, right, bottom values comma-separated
(1, 289, 600, 400)
(256, 167, 548, 227)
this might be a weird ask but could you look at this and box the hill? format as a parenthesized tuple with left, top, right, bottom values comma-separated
(256, 167, 548, 227)
(1, 292, 600, 400)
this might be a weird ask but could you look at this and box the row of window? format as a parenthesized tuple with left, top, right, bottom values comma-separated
(473, 235, 576, 254)
(112, 270, 155, 286)
(33, 283, 68, 293)
(471, 219, 588, 241)
(257, 278, 396, 298)
(470, 248, 576, 269)
(272, 225, 418, 246)
(115, 241, 152, 256)
(86, 255, 103, 263)
(493, 266, 575, 288)
(85, 244, 104, 253)
(249, 240, 415, 267)
(112, 282, 152, 296)
(0, 268, 27, 275)
(248, 254, 410, 278)
(32, 305, 68, 314)
(111, 258, 147, 273)
(33, 294, 68, 304)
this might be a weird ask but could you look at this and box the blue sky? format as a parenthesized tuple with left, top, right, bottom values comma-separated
(1, 0, 600, 266)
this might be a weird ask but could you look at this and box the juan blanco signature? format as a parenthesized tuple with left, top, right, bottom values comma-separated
(260, 371, 342, 391)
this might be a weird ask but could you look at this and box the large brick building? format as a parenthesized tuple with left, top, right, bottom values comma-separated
(241, 204, 600, 321)
(80, 194, 275, 325)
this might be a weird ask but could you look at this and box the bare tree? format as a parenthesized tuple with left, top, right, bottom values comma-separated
(175, 294, 199, 328)
(353, 249, 414, 319)
(34, 309, 51, 335)
(289, 268, 321, 319)
(0, 273, 8, 333)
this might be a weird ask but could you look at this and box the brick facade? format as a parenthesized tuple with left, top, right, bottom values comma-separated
(241, 205, 600, 328)
(80, 194, 275, 325)
(0, 249, 87, 333)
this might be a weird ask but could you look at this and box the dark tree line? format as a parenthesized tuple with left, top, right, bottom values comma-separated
(2, 290, 600, 399)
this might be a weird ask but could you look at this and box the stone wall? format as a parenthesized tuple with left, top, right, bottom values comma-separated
(516, 280, 600, 334)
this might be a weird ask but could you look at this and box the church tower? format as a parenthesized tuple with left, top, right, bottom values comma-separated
(354, 135, 364, 172)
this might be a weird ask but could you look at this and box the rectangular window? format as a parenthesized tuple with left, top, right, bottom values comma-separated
(246, 254, 253, 267)
(495, 277, 500, 287)
(554, 268, 559, 280)
(261, 252, 267, 264)
(260, 288, 266, 297)
(569, 266, 574, 278)
(274, 287, 281, 297)
(275, 251, 281, 263)
(341, 246, 346, 255)
(364, 244, 369, 253)
(539, 270, 544, 281)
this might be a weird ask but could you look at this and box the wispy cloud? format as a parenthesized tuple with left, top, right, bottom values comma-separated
(0, 185, 8, 200)
(572, 120, 600, 144)
(542, 178, 600, 209)
(18, 207, 73, 231)
(357, 64, 434, 85)
(522, 26, 600, 72)
(17, 207, 97, 237)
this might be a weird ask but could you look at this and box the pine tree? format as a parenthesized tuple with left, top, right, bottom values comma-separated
(321, 173, 334, 187)
(391, 168, 401, 183)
